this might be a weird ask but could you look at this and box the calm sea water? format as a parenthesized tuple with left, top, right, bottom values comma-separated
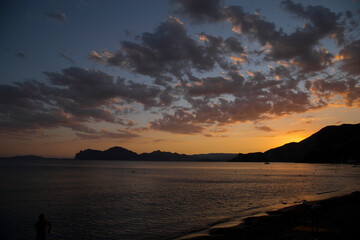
(1, 159, 359, 240)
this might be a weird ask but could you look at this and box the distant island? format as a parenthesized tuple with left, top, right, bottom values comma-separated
(74, 147, 237, 162)
(1, 123, 359, 163)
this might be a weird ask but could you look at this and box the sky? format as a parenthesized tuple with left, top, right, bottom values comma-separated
(0, 0, 359, 158)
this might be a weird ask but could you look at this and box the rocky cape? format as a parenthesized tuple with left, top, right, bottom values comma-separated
(231, 123, 360, 163)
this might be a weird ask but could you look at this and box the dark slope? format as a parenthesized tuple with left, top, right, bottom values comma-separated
(232, 123, 360, 163)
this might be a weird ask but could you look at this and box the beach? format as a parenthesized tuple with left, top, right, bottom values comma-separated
(182, 191, 360, 240)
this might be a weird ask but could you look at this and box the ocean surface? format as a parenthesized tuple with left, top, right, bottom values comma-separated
(1, 159, 360, 240)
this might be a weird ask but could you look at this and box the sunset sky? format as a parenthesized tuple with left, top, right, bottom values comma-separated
(0, 0, 359, 158)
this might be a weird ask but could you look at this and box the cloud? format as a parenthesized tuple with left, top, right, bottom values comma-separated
(187, 75, 244, 96)
(45, 10, 67, 22)
(172, 0, 225, 23)
(255, 126, 274, 132)
(338, 40, 360, 75)
(0, 67, 172, 138)
(281, 0, 344, 44)
(88, 50, 104, 63)
(91, 17, 245, 84)
(173, 0, 348, 73)
(150, 109, 204, 134)
(310, 77, 360, 107)
(59, 52, 76, 64)
(44, 67, 164, 108)
(287, 129, 305, 134)
(2, 1, 359, 139)
(148, 66, 332, 134)
(16, 52, 25, 58)
(76, 129, 139, 139)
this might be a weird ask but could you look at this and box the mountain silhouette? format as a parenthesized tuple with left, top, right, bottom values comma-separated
(75, 146, 139, 160)
(74, 147, 235, 161)
(232, 123, 360, 163)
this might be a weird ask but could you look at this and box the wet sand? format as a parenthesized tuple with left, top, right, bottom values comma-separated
(183, 191, 360, 240)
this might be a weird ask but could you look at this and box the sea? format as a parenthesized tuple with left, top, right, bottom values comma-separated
(1, 159, 359, 240)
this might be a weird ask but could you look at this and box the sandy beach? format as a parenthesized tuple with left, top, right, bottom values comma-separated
(181, 191, 360, 240)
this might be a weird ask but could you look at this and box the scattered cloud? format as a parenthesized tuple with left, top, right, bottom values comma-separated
(76, 129, 139, 139)
(90, 16, 245, 84)
(173, 0, 351, 73)
(150, 109, 204, 134)
(59, 52, 76, 64)
(45, 10, 67, 22)
(338, 40, 360, 75)
(172, 0, 225, 23)
(0, 67, 172, 137)
(287, 129, 305, 134)
(16, 52, 25, 58)
(1, 0, 359, 140)
(255, 125, 275, 132)
(88, 50, 104, 63)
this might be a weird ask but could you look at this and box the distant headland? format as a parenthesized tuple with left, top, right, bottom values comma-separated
(231, 123, 360, 163)
(1, 123, 359, 163)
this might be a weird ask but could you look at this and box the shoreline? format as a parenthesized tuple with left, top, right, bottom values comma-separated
(177, 191, 360, 240)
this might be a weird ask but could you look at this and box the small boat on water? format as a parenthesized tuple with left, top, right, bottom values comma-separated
(264, 162, 270, 164)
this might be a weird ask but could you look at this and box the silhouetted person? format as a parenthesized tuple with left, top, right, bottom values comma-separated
(310, 203, 322, 232)
(35, 213, 51, 240)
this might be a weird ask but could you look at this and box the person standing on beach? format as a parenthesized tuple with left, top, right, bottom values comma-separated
(35, 213, 51, 240)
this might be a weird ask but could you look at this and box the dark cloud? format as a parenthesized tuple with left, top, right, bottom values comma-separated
(150, 109, 204, 134)
(204, 133, 214, 137)
(255, 126, 274, 132)
(224, 37, 245, 54)
(310, 77, 360, 106)
(149, 67, 330, 134)
(59, 52, 76, 64)
(187, 75, 244, 96)
(269, 33, 335, 73)
(287, 129, 305, 134)
(338, 40, 360, 75)
(16, 52, 25, 58)
(0, 67, 171, 137)
(3, 1, 358, 139)
(173, 0, 348, 73)
(172, 0, 225, 23)
(105, 16, 208, 78)
(281, 0, 344, 44)
(225, 5, 280, 44)
(45, 10, 67, 22)
(76, 129, 139, 139)
(44, 67, 163, 108)
(92, 17, 245, 84)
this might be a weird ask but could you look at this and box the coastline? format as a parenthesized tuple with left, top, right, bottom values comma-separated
(177, 191, 360, 240)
